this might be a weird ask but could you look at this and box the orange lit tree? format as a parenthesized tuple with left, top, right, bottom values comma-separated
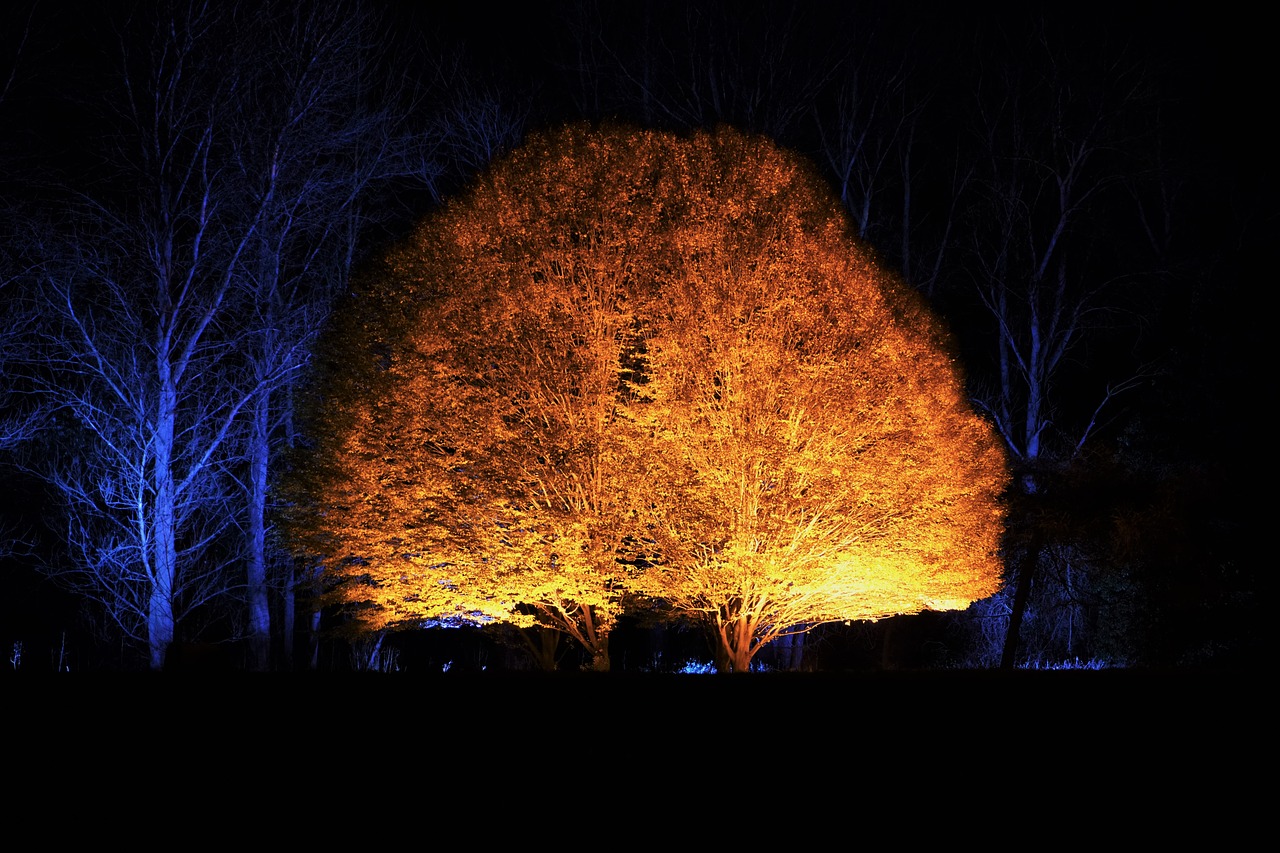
(281, 123, 1008, 671)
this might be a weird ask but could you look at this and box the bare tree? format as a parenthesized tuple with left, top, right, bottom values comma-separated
(17, 1, 332, 668)
(26, 212, 260, 669)
(958, 20, 1157, 668)
(0, 0, 37, 109)
(557, 0, 839, 138)
(814, 50, 906, 243)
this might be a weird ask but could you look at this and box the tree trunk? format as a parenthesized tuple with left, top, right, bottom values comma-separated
(149, 573, 175, 670)
(280, 387, 298, 670)
(247, 389, 275, 666)
(150, 372, 178, 670)
(282, 560, 296, 670)
(245, 390, 272, 671)
(717, 617, 754, 673)
(880, 619, 897, 669)
(521, 627, 560, 671)
(586, 647, 610, 672)
(308, 579, 322, 670)
(774, 630, 805, 671)
(578, 605, 610, 672)
(1000, 533, 1041, 671)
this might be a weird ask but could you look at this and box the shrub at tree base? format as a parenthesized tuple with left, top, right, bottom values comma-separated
(280, 123, 1010, 672)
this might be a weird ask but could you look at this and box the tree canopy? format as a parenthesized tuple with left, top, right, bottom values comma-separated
(281, 122, 1009, 671)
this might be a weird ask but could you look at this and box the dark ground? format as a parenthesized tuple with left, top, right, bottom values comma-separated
(3, 668, 1262, 831)
(6, 667, 1261, 747)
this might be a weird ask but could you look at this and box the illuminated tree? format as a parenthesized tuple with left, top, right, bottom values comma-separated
(10, 2, 294, 670)
(285, 122, 1007, 672)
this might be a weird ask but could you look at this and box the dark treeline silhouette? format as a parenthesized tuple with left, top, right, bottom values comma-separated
(0, 0, 1261, 672)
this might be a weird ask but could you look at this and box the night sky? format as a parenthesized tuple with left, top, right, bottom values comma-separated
(0, 0, 1266, 682)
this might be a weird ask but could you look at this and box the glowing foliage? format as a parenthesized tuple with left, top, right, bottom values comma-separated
(281, 123, 1008, 670)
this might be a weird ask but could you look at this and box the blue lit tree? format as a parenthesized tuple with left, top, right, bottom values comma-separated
(18, 1, 285, 669)
(10, 0, 529, 671)
(13, 2, 363, 669)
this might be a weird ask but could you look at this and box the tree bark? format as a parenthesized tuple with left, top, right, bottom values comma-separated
(149, 363, 178, 670)
(245, 390, 272, 671)
(1000, 532, 1041, 671)
(774, 630, 805, 671)
(521, 627, 560, 671)
(717, 616, 755, 673)
(282, 560, 296, 670)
